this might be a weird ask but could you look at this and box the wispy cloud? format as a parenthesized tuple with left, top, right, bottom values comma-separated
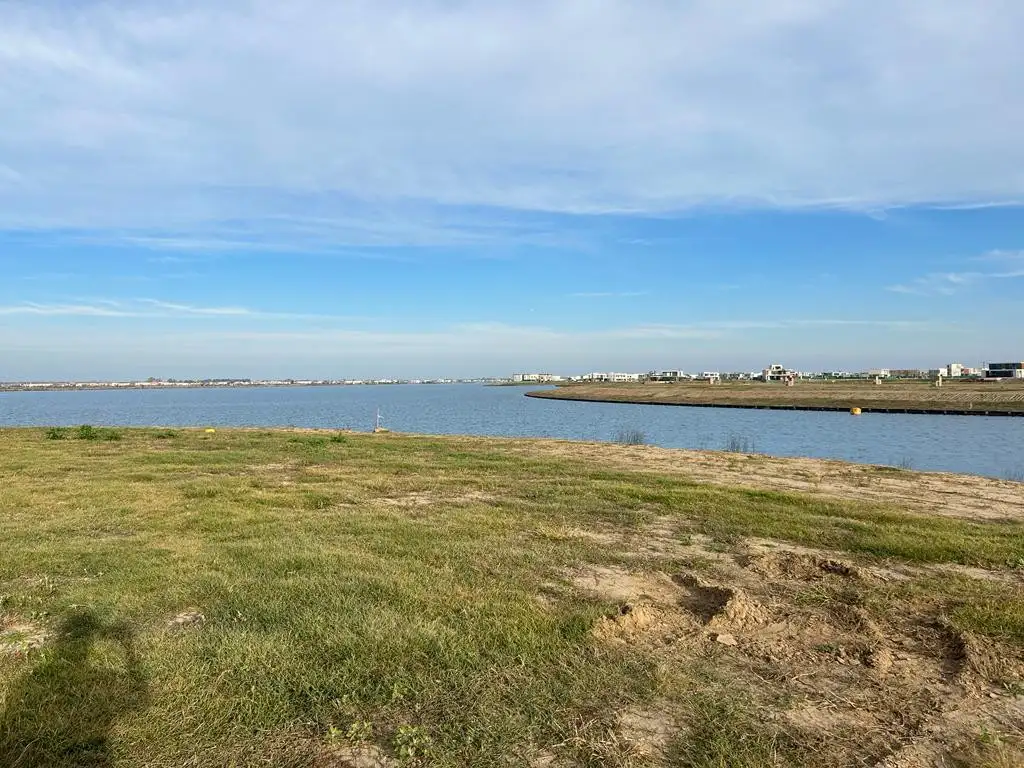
(136, 299, 252, 317)
(0, 299, 367, 321)
(887, 265, 1024, 295)
(0, 0, 1022, 241)
(0, 302, 137, 317)
(974, 249, 1024, 264)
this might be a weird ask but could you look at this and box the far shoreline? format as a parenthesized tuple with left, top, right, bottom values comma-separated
(526, 381, 1024, 417)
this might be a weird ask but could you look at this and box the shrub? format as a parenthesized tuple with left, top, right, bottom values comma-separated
(45, 427, 68, 440)
(75, 425, 121, 441)
(76, 425, 99, 440)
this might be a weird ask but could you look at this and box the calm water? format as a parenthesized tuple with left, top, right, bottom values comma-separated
(1, 384, 1022, 479)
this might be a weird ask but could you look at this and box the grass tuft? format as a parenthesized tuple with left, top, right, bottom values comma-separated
(73, 425, 122, 441)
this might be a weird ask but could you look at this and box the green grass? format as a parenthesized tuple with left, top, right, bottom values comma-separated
(0, 428, 1022, 767)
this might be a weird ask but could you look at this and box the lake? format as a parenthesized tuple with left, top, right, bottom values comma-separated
(1, 384, 1021, 479)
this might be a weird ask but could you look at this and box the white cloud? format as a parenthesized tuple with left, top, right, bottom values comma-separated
(0, 302, 137, 317)
(887, 265, 1024, 295)
(0, 299, 363, 320)
(0, 1, 1022, 241)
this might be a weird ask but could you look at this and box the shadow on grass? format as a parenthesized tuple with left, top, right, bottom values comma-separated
(0, 610, 148, 768)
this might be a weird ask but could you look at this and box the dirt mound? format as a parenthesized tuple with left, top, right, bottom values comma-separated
(567, 542, 1024, 767)
(672, 574, 768, 628)
(593, 602, 662, 641)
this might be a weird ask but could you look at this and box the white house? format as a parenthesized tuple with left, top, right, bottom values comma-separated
(762, 363, 796, 382)
(650, 370, 689, 381)
(512, 373, 562, 383)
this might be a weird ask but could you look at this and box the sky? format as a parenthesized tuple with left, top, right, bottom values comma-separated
(1, 1, 1023, 380)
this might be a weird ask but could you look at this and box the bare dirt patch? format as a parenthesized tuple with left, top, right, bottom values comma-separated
(567, 542, 1024, 767)
(379, 490, 496, 509)
(616, 706, 675, 759)
(167, 610, 205, 631)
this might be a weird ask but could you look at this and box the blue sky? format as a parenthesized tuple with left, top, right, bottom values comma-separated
(1, 1, 1023, 380)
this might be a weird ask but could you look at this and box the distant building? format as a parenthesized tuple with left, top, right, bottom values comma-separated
(985, 362, 1024, 379)
(581, 372, 641, 382)
(648, 370, 689, 382)
(512, 373, 562, 383)
(868, 368, 891, 378)
(762, 363, 796, 382)
(944, 363, 965, 378)
(698, 371, 721, 383)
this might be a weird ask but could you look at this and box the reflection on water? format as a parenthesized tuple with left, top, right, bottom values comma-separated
(1, 384, 1022, 479)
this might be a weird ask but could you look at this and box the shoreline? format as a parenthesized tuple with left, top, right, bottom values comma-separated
(4, 426, 1021, 518)
(524, 382, 1024, 417)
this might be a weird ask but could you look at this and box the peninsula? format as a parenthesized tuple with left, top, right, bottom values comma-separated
(526, 379, 1024, 416)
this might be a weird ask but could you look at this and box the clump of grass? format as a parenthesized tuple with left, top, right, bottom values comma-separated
(666, 691, 795, 767)
(953, 598, 1024, 643)
(871, 465, 908, 475)
(74, 425, 122, 441)
(329, 433, 348, 444)
(153, 430, 179, 440)
(44, 427, 68, 440)
(75, 424, 99, 440)
(613, 428, 647, 446)
(181, 484, 221, 500)
(896, 456, 913, 471)
(303, 492, 334, 510)
(723, 434, 756, 453)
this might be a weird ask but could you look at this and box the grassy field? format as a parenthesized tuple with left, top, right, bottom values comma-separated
(527, 379, 1024, 414)
(1, 428, 1022, 767)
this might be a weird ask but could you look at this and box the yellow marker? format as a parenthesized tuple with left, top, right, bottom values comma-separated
(205, 428, 216, 433)
(850, 407, 862, 416)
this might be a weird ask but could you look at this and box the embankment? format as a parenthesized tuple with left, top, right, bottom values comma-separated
(526, 381, 1024, 416)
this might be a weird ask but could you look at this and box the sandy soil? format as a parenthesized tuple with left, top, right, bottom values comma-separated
(494, 438, 1024, 523)
(565, 526, 1024, 768)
